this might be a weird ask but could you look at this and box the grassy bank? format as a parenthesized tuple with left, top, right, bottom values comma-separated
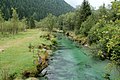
(0, 29, 52, 79)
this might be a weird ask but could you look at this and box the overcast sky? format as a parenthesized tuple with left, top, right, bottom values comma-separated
(64, 0, 114, 9)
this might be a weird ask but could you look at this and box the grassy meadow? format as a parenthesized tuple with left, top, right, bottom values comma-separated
(0, 29, 52, 79)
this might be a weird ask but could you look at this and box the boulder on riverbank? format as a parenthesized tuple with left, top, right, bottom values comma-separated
(26, 77, 39, 80)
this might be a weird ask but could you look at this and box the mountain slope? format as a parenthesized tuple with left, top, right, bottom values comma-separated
(0, 0, 74, 20)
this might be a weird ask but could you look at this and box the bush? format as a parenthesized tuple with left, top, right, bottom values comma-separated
(80, 13, 98, 36)
(88, 23, 101, 45)
(88, 23, 120, 62)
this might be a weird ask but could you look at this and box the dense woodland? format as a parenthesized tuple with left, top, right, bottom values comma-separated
(0, 0, 74, 20)
(0, 0, 120, 79)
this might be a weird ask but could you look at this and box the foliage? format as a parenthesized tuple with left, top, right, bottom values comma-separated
(58, 12, 76, 31)
(0, 8, 27, 35)
(80, 13, 98, 36)
(55, 0, 120, 70)
(88, 1, 120, 66)
(0, 10, 4, 34)
(88, 23, 102, 45)
(98, 26, 119, 54)
(27, 16, 36, 29)
(38, 14, 57, 32)
(111, 0, 120, 20)
(0, 0, 74, 20)
(88, 21, 120, 63)
(57, 0, 92, 33)
(75, 0, 92, 33)
(63, 12, 76, 31)
(46, 14, 57, 32)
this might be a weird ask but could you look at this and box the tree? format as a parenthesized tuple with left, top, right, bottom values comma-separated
(27, 14, 36, 29)
(0, 10, 4, 34)
(11, 8, 19, 22)
(97, 4, 111, 23)
(80, 13, 98, 36)
(46, 14, 56, 32)
(58, 15, 64, 30)
(63, 12, 76, 31)
(11, 8, 19, 34)
(75, 0, 91, 34)
(111, 0, 120, 21)
(0, 0, 74, 20)
(19, 17, 27, 31)
(39, 13, 57, 33)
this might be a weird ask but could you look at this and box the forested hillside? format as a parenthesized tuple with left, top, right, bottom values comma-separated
(0, 0, 74, 20)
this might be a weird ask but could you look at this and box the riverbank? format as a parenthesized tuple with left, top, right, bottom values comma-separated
(45, 34, 108, 80)
(65, 32, 88, 46)
(65, 31, 104, 58)
(45, 33, 120, 80)
(65, 31, 92, 56)
(64, 31, 120, 79)
(0, 29, 57, 80)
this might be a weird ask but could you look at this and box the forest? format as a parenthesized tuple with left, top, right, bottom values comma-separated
(0, 0, 120, 80)
(0, 0, 74, 20)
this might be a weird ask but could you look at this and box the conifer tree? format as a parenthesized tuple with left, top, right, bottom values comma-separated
(75, 0, 91, 33)
(30, 16, 36, 29)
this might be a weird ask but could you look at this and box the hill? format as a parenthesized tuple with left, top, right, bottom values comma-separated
(0, 0, 74, 20)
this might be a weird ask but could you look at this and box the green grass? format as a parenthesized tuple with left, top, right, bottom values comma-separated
(0, 29, 39, 45)
(0, 29, 52, 79)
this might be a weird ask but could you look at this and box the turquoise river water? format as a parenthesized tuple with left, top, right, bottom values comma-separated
(44, 34, 119, 80)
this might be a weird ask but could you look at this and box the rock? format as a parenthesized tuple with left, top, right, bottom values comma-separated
(40, 69, 47, 77)
(14, 78, 23, 80)
(84, 44, 88, 47)
(66, 32, 69, 36)
(25, 77, 39, 80)
(0, 48, 4, 52)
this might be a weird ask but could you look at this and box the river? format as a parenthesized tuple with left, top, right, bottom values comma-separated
(44, 34, 119, 80)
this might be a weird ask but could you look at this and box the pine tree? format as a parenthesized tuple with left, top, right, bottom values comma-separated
(75, 0, 91, 34)
(0, 0, 74, 20)
(28, 16, 36, 29)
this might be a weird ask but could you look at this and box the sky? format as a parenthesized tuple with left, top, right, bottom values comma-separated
(64, 0, 114, 9)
